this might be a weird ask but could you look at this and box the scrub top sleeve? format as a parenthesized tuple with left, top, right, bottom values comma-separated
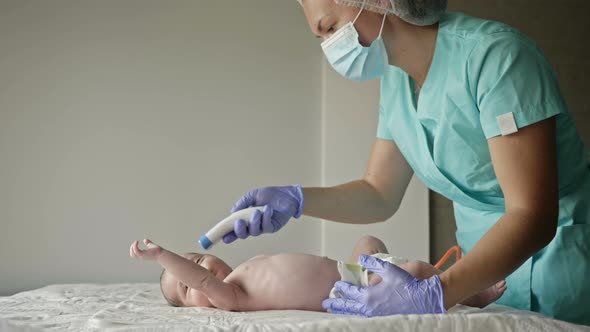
(377, 101, 394, 141)
(467, 33, 568, 139)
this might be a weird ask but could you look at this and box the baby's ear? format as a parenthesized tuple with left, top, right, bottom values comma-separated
(181, 252, 201, 260)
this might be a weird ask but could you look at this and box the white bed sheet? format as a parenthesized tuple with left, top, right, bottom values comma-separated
(0, 283, 587, 332)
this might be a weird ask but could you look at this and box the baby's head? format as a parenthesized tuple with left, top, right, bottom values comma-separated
(159, 252, 232, 307)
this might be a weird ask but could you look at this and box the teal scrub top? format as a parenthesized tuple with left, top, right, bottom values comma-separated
(376, 12, 590, 325)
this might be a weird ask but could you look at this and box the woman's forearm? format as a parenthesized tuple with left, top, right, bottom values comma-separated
(439, 209, 557, 308)
(302, 180, 398, 224)
(301, 139, 413, 224)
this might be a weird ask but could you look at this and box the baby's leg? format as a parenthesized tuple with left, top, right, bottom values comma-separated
(348, 235, 388, 263)
(400, 260, 507, 308)
(348, 237, 505, 308)
(349, 236, 389, 285)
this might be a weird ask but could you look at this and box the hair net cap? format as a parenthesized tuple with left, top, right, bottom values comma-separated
(297, 0, 447, 26)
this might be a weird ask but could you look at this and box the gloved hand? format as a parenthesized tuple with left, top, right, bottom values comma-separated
(322, 255, 446, 317)
(222, 185, 304, 244)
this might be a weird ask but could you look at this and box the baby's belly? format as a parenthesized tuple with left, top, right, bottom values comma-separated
(227, 254, 340, 311)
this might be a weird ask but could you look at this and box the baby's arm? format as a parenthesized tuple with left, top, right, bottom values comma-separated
(130, 239, 245, 310)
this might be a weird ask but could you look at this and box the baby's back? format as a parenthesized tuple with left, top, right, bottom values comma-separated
(225, 253, 340, 311)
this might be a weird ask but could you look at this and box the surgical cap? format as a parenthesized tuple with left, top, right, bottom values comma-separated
(297, 0, 447, 26)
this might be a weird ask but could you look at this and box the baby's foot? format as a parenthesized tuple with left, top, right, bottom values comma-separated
(460, 280, 507, 308)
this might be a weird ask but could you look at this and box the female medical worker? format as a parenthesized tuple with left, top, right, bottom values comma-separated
(222, 0, 590, 324)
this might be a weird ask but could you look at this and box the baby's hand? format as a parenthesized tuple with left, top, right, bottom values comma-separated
(130, 239, 163, 261)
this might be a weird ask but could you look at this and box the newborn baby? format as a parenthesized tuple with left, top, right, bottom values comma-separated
(129, 236, 506, 312)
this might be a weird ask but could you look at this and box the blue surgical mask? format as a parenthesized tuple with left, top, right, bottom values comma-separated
(321, 6, 388, 82)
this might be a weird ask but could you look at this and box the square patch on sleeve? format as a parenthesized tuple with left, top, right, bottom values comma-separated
(497, 112, 518, 136)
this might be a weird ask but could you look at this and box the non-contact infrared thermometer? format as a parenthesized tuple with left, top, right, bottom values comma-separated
(199, 207, 263, 250)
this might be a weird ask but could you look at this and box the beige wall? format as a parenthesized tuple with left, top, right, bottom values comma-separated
(431, 0, 590, 266)
(0, 0, 433, 296)
(0, 0, 323, 295)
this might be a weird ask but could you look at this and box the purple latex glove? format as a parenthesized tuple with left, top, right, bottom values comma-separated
(222, 185, 304, 244)
(322, 255, 446, 317)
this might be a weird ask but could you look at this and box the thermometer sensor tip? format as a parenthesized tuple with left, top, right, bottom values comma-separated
(199, 235, 213, 250)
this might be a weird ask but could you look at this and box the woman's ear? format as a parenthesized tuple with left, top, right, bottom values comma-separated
(355, 11, 387, 46)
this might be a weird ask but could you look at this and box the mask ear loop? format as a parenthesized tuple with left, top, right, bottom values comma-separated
(377, 12, 387, 38)
(352, 0, 387, 39)
(352, 0, 367, 24)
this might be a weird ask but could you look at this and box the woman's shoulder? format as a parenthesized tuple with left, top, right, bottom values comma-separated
(439, 12, 520, 41)
(439, 13, 545, 72)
